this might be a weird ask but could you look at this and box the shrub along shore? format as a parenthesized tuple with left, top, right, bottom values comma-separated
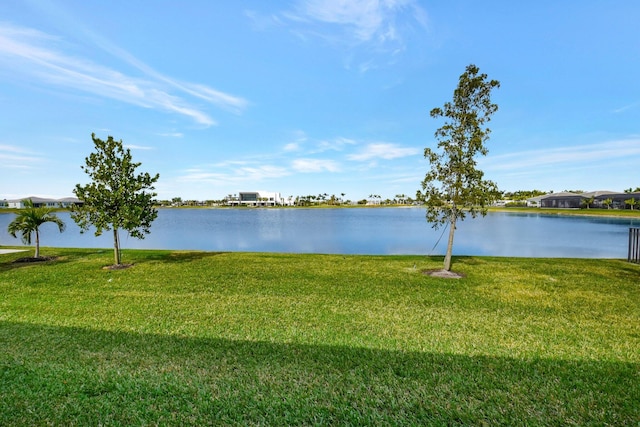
(1, 248, 639, 425)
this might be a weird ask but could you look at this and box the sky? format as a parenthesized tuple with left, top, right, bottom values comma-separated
(1, 0, 639, 202)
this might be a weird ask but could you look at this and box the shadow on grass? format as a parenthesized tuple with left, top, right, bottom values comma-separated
(0, 249, 230, 273)
(1, 321, 637, 425)
(146, 250, 229, 264)
(0, 248, 105, 273)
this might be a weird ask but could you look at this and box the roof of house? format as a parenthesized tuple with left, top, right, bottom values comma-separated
(581, 190, 618, 197)
(540, 192, 586, 199)
(5, 196, 81, 204)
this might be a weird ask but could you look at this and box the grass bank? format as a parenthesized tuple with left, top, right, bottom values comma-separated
(491, 206, 640, 218)
(1, 248, 639, 425)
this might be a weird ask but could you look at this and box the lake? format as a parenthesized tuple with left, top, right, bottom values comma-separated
(1, 208, 638, 258)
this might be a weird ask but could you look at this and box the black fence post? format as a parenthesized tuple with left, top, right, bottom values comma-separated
(629, 228, 640, 264)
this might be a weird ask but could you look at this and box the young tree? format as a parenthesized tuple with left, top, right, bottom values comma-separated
(7, 199, 65, 258)
(581, 196, 595, 209)
(419, 64, 500, 272)
(71, 134, 160, 266)
(625, 198, 637, 210)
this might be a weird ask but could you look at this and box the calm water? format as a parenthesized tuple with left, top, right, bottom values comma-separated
(1, 208, 638, 258)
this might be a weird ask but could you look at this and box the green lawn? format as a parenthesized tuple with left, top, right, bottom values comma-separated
(491, 206, 640, 218)
(1, 248, 639, 425)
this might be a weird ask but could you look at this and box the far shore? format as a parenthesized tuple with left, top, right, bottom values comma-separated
(1, 204, 639, 219)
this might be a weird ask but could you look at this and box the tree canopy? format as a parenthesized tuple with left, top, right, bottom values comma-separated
(419, 64, 500, 272)
(72, 134, 159, 266)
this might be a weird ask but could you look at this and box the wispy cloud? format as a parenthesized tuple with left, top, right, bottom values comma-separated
(157, 132, 184, 138)
(0, 23, 248, 126)
(612, 102, 640, 114)
(292, 158, 341, 173)
(283, 142, 301, 152)
(483, 138, 640, 171)
(124, 144, 153, 150)
(0, 143, 44, 169)
(180, 164, 290, 185)
(316, 137, 357, 152)
(348, 142, 419, 161)
(282, 130, 309, 152)
(286, 0, 426, 45)
(256, 0, 428, 71)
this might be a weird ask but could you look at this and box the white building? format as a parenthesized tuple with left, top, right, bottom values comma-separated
(226, 191, 291, 207)
(3, 196, 82, 209)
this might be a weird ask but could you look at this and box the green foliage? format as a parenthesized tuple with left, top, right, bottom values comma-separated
(625, 198, 638, 210)
(6, 199, 65, 258)
(581, 196, 595, 209)
(71, 134, 159, 265)
(504, 201, 527, 207)
(0, 249, 638, 424)
(419, 64, 500, 270)
(502, 189, 547, 201)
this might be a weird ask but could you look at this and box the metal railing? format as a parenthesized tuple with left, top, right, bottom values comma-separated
(629, 228, 640, 263)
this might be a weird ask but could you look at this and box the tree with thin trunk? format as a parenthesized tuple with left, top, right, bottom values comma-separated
(418, 64, 500, 272)
(7, 199, 65, 258)
(625, 198, 637, 210)
(71, 133, 159, 266)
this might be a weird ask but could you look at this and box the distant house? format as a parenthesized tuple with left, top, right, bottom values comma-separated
(3, 196, 83, 209)
(597, 191, 640, 209)
(526, 195, 546, 208)
(539, 192, 586, 209)
(534, 190, 640, 210)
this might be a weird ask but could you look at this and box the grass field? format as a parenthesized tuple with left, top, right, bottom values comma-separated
(490, 206, 640, 218)
(1, 248, 639, 425)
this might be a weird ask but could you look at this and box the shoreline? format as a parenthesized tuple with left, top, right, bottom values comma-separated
(2, 203, 640, 218)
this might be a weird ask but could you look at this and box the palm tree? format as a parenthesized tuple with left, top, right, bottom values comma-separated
(581, 196, 594, 209)
(625, 198, 638, 210)
(8, 199, 66, 258)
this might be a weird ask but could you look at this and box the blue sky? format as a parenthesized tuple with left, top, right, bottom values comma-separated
(1, 0, 639, 201)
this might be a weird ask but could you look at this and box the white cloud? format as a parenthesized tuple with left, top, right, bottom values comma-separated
(348, 142, 419, 161)
(0, 23, 248, 126)
(180, 164, 290, 185)
(316, 137, 356, 152)
(283, 142, 301, 152)
(292, 158, 341, 172)
(276, 0, 428, 71)
(612, 102, 640, 114)
(289, 0, 425, 44)
(0, 144, 44, 169)
(0, 144, 33, 154)
(158, 132, 184, 138)
(124, 144, 153, 150)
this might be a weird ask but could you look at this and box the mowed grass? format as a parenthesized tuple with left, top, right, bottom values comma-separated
(1, 248, 638, 425)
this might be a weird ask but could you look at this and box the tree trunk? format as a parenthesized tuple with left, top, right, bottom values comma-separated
(443, 215, 457, 271)
(113, 228, 121, 265)
(35, 229, 40, 258)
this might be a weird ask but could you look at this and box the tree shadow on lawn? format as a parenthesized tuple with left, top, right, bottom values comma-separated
(151, 250, 230, 264)
(0, 248, 97, 273)
(1, 321, 637, 425)
(0, 249, 230, 272)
